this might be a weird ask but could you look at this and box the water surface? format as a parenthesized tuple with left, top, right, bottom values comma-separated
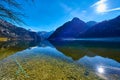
(0, 40, 120, 80)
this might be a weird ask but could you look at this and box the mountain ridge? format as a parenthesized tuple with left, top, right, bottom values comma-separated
(0, 19, 41, 41)
(49, 15, 120, 40)
(78, 15, 120, 38)
(49, 17, 88, 40)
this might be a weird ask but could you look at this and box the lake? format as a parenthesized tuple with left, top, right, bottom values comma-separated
(0, 40, 120, 80)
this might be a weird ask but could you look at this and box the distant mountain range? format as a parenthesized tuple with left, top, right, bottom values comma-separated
(37, 31, 54, 40)
(0, 19, 41, 41)
(1, 15, 120, 41)
(49, 15, 120, 40)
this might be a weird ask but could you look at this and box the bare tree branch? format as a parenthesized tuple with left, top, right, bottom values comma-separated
(0, 0, 34, 24)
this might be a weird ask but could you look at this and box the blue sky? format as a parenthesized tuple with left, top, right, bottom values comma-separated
(18, 0, 120, 31)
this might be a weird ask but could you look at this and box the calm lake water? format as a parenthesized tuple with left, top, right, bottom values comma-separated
(0, 40, 120, 80)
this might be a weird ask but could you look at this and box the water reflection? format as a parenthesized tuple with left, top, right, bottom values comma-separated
(0, 40, 120, 80)
(0, 41, 39, 60)
(50, 41, 120, 79)
(50, 40, 120, 62)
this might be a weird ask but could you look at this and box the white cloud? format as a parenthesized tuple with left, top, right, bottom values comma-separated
(60, 3, 72, 12)
(60, 3, 81, 17)
(105, 7, 120, 12)
(59, 3, 87, 20)
(69, 8, 80, 17)
(91, 0, 107, 7)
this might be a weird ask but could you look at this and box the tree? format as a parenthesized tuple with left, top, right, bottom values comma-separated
(0, 0, 33, 24)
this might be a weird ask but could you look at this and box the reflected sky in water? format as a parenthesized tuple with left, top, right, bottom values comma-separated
(0, 40, 120, 80)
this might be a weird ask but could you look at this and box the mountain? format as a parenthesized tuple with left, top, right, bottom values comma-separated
(37, 31, 54, 40)
(78, 15, 120, 38)
(0, 19, 41, 41)
(48, 17, 88, 40)
(86, 21, 97, 27)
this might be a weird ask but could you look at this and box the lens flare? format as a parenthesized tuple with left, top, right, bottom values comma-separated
(97, 66, 105, 73)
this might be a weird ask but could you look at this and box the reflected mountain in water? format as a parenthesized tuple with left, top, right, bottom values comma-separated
(38, 40, 54, 48)
(0, 41, 40, 60)
(0, 40, 120, 80)
(50, 41, 120, 62)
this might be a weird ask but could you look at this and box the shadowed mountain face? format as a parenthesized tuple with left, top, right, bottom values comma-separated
(50, 41, 120, 62)
(86, 21, 97, 27)
(49, 15, 120, 40)
(49, 17, 88, 40)
(78, 15, 120, 38)
(0, 19, 41, 40)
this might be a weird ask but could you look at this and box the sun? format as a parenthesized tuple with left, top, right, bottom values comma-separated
(96, 3, 107, 13)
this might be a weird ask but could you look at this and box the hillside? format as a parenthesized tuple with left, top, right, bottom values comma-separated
(49, 17, 88, 40)
(78, 15, 120, 38)
(0, 19, 41, 41)
(49, 15, 120, 40)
